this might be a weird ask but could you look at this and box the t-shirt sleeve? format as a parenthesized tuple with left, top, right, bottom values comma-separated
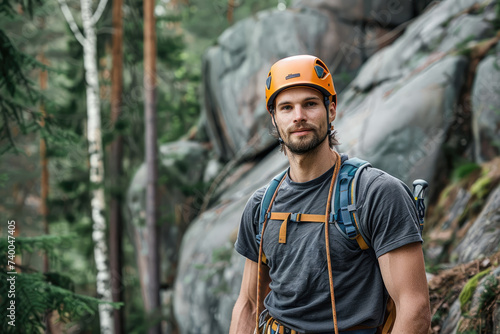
(358, 169, 423, 258)
(234, 187, 266, 263)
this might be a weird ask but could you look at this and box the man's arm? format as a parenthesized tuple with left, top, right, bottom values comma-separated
(230, 258, 271, 334)
(378, 242, 431, 334)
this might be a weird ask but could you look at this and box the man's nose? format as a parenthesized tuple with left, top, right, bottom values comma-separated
(293, 105, 306, 122)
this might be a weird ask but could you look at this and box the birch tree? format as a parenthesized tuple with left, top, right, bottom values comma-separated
(57, 0, 114, 332)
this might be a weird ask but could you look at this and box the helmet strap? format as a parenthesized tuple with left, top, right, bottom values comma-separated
(325, 97, 332, 136)
(271, 112, 285, 145)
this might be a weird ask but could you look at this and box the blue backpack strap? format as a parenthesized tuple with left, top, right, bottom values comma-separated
(331, 157, 371, 248)
(257, 170, 287, 244)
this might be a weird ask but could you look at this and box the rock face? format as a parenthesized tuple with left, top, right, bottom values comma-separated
(202, 8, 328, 161)
(152, 0, 500, 333)
(202, 1, 432, 161)
(335, 0, 500, 185)
(428, 256, 500, 334)
(453, 184, 500, 263)
(424, 157, 500, 266)
(472, 46, 500, 163)
(125, 140, 208, 315)
(173, 151, 288, 334)
(337, 55, 467, 185)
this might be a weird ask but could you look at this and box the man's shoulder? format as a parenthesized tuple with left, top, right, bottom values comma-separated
(357, 165, 408, 194)
(250, 185, 266, 203)
(243, 186, 267, 214)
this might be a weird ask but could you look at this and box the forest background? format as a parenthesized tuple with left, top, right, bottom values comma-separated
(0, 0, 288, 333)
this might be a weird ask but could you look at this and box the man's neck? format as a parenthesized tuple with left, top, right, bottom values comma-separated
(286, 143, 338, 183)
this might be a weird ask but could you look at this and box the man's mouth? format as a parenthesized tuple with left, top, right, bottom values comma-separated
(291, 128, 313, 136)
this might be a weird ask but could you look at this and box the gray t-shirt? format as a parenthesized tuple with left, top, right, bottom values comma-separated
(234, 156, 423, 333)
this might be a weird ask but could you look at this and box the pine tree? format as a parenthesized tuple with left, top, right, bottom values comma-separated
(0, 235, 120, 333)
(0, 0, 43, 154)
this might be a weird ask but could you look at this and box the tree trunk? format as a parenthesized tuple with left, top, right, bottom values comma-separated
(38, 51, 50, 273)
(109, 0, 124, 331)
(227, 0, 234, 23)
(38, 50, 53, 334)
(81, 0, 114, 332)
(143, 0, 160, 332)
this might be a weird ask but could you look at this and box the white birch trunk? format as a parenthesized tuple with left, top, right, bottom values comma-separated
(81, 0, 114, 332)
(58, 0, 114, 332)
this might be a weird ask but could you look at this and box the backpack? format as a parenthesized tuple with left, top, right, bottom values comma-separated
(255, 155, 428, 333)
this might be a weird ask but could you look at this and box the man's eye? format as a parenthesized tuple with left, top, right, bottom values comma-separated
(305, 101, 317, 107)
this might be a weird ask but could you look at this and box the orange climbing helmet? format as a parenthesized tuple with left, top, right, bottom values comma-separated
(265, 55, 336, 113)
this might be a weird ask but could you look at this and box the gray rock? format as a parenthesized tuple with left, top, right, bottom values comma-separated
(425, 188, 472, 263)
(349, 0, 488, 93)
(202, 1, 429, 161)
(440, 298, 461, 334)
(293, 0, 432, 26)
(159, 140, 209, 187)
(437, 13, 494, 54)
(494, 307, 500, 334)
(174, 150, 288, 334)
(337, 55, 468, 186)
(126, 140, 208, 292)
(203, 158, 223, 183)
(442, 189, 472, 231)
(202, 8, 329, 161)
(453, 185, 500, 263)
(472, 50, 500, 162)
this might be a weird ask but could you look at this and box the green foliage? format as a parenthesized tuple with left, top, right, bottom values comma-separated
(455, 35, 476, 57)
(1, 234, 76, 256)
(470, 174, 492, 199)
(179, 0, 284, 40)
(0, 0, 47, 154)
(0, 233, 120, 333)
(493, 0, 500, 30)
(0, 29, 40, 153)
(478, 273, 499, 312)
(0, 268, 118, 334)
(452, 162, 480, 182)
(459, 268, 491, 312)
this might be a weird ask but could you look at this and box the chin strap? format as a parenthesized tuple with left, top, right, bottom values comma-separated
(271, 111, 285, 145)
(325, 96, 332, 137)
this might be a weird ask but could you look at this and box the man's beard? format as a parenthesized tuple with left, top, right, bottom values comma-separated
(284, 127, 327, 155)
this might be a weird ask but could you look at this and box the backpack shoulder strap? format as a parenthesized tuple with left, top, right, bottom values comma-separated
(256, 169, 287, 244)
(332, 156, 371, 250)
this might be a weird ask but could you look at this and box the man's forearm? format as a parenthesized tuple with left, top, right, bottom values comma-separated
(391, 299, 430, 334)
(229, 297, 256, 334)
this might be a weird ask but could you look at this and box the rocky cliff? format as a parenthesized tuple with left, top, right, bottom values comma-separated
(126, 0, 500, 333)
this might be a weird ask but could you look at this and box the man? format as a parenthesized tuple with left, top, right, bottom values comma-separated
(230, 55, 430, 334)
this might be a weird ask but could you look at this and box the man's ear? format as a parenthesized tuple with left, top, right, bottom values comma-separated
(329, 101, 337, 123)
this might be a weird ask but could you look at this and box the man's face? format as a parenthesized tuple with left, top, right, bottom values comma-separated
(273, 86, 336, 155)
